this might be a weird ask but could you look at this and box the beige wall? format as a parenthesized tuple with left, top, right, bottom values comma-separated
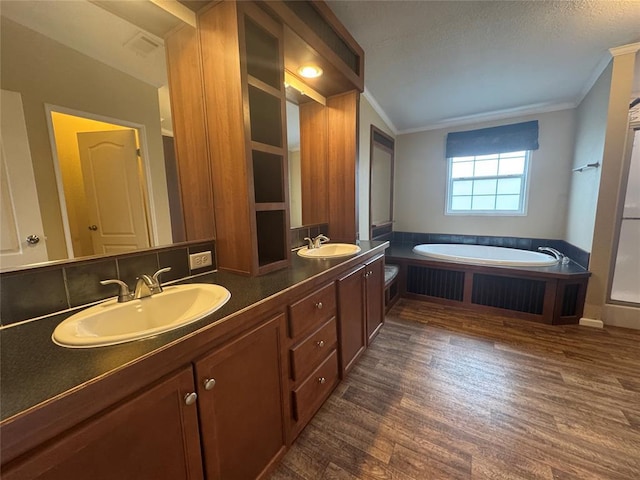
(565, 63, 613, 251)
(359, 95, 395, 240)
(394, 109, 576, 238)
(0, 17, 172, 261)
(584, 51, 638, 323)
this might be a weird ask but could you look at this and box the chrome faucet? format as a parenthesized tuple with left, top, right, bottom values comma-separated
(538, 247, 570, 265)
(302, 234, 330, 249)
(313, 234, 330, 248)
(100, 267, 172, 303)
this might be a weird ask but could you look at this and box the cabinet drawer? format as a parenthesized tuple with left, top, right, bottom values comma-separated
(290, 317, 337, 381)
(288, 282, 336, 338)
(292, 350, 339, 422)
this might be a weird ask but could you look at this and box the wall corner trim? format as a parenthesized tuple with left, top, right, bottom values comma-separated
(579, 317, 604, 328)
(362, 87, 398, 135)
(609, 42, 640, 57)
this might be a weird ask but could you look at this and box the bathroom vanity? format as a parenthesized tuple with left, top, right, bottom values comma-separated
(0, 242, 388, 479)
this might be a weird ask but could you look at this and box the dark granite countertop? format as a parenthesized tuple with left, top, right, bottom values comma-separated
(385, 243, 590, 277)
(0, 241, 388, 421)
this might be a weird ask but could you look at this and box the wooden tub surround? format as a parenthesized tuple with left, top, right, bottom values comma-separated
(385, 243, 591, 325)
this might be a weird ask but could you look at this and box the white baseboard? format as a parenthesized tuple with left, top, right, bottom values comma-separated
(579, 317, 604, 328)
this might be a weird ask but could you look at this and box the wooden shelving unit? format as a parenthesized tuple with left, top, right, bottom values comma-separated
(199, 1, 290, 275)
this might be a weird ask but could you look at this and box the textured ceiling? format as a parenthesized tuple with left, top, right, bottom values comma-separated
(326, 1, 640, 133)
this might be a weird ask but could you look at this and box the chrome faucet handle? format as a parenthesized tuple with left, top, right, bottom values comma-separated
(313, 234, 330, 248)
(303, 237, 314, 249)
(152, 267, 172, 292)
(100, 279, 133, 303)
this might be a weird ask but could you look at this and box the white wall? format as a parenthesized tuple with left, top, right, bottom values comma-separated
(394, 109, 576, 238)
(565, 63, 613, 251)
(358, 95, 395, 240)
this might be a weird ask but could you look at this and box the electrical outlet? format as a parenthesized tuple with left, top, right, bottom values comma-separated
(189, 251, 213, 270)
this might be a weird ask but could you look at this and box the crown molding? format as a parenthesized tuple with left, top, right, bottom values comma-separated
(397, 101, 577, 135)
(609, 42, 640, 57)
(362, 87, 398, 135)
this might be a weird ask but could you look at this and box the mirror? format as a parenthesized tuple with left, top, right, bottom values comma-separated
(0, 0, 188, 270)
(286, 100, 302, 228)
(370, 126, 395, 239)
(285, 79, 328, 229)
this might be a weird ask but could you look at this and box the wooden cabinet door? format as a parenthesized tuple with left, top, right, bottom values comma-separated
(3, 367, 203, 480)
(195, 314, 287, 480)
(337, 265, 366, 377)
(365, 256, 385, 344)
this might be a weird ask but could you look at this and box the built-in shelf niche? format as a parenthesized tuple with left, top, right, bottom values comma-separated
(248, 85, 283, 147)
(245, 17, 280, 89)
(253, 150, 285, 204)
(256, 210, 287, 266)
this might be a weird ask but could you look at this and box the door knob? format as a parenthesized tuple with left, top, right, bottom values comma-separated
(88, 225, 98, 231)
(26, 234, 40, 245)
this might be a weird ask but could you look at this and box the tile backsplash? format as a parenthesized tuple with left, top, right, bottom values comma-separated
(0, 240, 216, 327)
(391, 232, 590, 269)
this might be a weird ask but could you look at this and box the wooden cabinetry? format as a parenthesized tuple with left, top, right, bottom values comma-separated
(337, 265, 366, 377)
(199, 1, 290, 276)
(337, 255, 385, 377)
(195, 314, 287, 480)
(286, 282, 340, 440)
(2, 367, 203, 480)
(364, 256, 385, 344)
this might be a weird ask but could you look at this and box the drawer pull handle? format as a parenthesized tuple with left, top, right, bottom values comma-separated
(204, 378, 216, 391)
(317, 377, 326, 384)
(316, 340, 325, 348)
(315, 302, 323, 310)
(184, 392, 198, 406)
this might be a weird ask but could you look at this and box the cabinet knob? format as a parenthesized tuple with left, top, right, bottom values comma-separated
(364, 272, 370, 278)
(204, 378, 216, 391)
(317, 377, 326, 384)
(315, 302, 323, 310)
(184, 392, 198, 406)
(316, 340, 325, 348)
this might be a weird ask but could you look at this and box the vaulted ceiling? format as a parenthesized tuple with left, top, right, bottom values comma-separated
(327, 1, 640, 133)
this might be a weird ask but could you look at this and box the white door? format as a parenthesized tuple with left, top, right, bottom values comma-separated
(0, 90, 48, 268)
(77, 130, 150, 255)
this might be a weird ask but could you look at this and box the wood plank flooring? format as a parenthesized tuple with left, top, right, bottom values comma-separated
(268, 299, 640, 479)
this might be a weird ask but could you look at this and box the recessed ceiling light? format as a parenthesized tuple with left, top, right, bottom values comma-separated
(297, 65, 323, 79)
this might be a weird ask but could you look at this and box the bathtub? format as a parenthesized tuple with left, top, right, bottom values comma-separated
(412, 244, 558, 267)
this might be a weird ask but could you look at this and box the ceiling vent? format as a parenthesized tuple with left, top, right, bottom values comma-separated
(124, 32, 162, 57)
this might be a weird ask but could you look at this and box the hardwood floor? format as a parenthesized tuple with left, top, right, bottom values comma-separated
(269, 298, 640, 479)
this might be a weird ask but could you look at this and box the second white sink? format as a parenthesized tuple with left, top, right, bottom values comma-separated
(52, 283, 231, 348)
(297, 243, 361, 259)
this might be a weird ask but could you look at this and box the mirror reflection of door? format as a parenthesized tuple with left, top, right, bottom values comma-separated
(49, 111, 151, 258)
(370, 126, 395, 240)
(0, 89, 48, 268)
(77, 130, 151, 255)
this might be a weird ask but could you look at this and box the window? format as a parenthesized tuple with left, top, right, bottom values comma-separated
(446, 150, 530, 215)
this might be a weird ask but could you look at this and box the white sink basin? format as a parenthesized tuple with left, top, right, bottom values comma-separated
(297, 243, 361, 259)
(52, 284, 231, 348)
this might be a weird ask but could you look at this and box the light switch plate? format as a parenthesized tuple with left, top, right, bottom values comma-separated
(189, 251, 213, 270)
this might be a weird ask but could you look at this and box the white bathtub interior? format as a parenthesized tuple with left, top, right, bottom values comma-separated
(412, 244, 558, 267)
